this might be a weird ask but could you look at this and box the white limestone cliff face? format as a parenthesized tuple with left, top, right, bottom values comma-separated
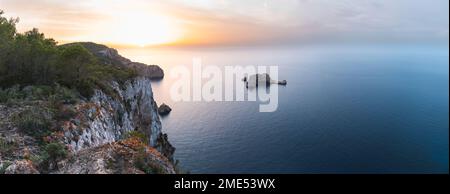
(61, 77, 174, 160)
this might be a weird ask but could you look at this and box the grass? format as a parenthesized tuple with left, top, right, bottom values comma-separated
(0, 137, 17, 157)
(0, 161, 12, 174)
(13, 107, 53, 142)
(134, 146, 165, 174)
(123, 130, 149, 144)
(0, 84, 79, 106)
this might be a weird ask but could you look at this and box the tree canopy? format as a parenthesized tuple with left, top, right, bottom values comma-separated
(0, 10, 136, 98)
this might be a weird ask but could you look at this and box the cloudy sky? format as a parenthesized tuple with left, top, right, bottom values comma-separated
(1, 0, 448, 47)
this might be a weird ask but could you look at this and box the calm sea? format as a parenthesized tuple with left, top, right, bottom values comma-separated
(119, 44, 449, 173)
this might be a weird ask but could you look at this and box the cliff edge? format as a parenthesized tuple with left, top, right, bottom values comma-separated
(65, 42, 165, 80)
(0, 45, 175, 174)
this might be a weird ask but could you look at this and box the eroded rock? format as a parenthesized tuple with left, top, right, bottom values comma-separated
(61, 77, 174, 161)
(56, 138, 175, 174)
(4, 160, 39, 174)
(158, 104, 172, 116)
(243, 74, 287, 88)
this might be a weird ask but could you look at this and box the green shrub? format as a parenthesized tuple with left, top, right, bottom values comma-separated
(54, 85, 78, 103)
(47, 85, 78, 109)
(55, 105, 77, 121)
(32, 142, 68, 171)
(134, 147, 165, 174)
(0, 85, 25, 103)
(0, 137, 17, 157)
(29, 153, 45, 169)
(0, 84, 80, 105)
(13, 108, 52, 140)
(0, 89, 8, 103)
(75, 79, 96, 98)
(43, 143, 68, 162)
(123, 130, 149, 144)
(22, 85, 53, 101)
(0, 161, 12, 174)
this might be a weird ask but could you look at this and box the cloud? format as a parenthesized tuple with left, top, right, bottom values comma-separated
(166, 0, 449, 45)
(1, 0, 448, 46)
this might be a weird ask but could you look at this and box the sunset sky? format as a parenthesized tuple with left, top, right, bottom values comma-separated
(1, 0, 448, 47)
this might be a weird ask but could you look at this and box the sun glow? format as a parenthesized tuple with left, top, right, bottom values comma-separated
(104, 12, 181, 47)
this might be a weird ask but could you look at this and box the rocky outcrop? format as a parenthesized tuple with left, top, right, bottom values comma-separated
(126, 62, 164, 80)
(61, 77, 174, 161)
(4, 160, 39, 174)
(243, 74, 287, 88)
(0, 77, 175, 174)
(56, 138, 175, 174)
(63, 42, 164, 79)
(158, 103, 172, 116)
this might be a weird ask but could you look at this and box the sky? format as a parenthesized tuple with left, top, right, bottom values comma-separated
(0, 0, 448, 47)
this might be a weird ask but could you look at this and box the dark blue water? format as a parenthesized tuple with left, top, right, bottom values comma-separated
(123, 44, 449, 173)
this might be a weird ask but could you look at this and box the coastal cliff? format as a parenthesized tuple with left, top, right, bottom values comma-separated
(0, 12, 176, 174)
(61, 77, 174, 158)
(66, 42, 165, 80)
(0, 45, 175, 174)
